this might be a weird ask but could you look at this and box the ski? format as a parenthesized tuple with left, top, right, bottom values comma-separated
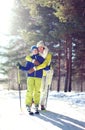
(28, 111, 40, 115)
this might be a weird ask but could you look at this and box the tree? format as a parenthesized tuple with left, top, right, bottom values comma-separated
(72, 36, 85, 92)
(1, 0, 84, 91)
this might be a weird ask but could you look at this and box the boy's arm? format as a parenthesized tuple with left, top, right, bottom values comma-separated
(18, 62, 30, 71)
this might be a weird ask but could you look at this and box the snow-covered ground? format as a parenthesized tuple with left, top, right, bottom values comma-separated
(0, 89, 85, 130)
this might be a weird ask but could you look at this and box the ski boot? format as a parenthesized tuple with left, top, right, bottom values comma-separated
(35, 105, 39, 114)
(41, 105, 46, 110)
(26, 105, 34, 115)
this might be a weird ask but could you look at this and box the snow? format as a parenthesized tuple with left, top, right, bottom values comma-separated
(0, 89, 85, 130)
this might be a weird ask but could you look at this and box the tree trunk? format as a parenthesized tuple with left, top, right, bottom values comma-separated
(57, 50, 61, 92)
(64, 41, 69, 92)
(68, 37, 72, 92)
(64, 35, 72, 92)
(64, 58, 69, 92)
(80, 79, 83, 92)
(80, 65, 83, 92)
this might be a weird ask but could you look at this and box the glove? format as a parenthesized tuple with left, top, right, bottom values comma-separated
(28, 68, 35, 74)
(17, 62, 21, 69)
(34, 60, 40, 66)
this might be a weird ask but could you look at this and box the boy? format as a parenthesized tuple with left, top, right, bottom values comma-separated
(17, 45, 44, 114)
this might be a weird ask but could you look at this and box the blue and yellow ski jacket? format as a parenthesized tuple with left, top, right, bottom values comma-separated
(19, 54, 44, 78)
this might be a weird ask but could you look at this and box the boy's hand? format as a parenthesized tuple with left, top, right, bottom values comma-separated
(28, 68, 35, 74)
(34, 60, 40, 65)
(17, 62, 21, 69)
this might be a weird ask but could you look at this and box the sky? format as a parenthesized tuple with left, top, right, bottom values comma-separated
(0, 0, 15, 78)
(0, 0, 14, 34)
(0, 89, 85, 130)
(0, 0, 14, 48)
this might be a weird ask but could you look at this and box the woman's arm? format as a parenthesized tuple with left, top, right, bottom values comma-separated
(36, 53, 52, 70)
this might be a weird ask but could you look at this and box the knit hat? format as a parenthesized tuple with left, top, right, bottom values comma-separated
(31, 45, 38, 51)
(37, 41, 45, 48)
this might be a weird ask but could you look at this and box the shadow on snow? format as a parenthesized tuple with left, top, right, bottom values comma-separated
(36, 110, 85, 130)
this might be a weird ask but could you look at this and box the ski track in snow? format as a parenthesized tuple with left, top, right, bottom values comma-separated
(0, 90, 85, 130)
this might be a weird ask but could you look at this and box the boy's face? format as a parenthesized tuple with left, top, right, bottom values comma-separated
(32, 49, 39, 55)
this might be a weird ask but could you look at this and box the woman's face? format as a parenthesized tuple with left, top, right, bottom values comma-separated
(38, 46, 44, 53)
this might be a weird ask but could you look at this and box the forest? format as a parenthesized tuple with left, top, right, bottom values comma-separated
(0, 0, 85, 92)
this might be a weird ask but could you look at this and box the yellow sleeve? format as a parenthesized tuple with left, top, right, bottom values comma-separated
(25, 55, 32, 62)
(36, 53, 52, 70)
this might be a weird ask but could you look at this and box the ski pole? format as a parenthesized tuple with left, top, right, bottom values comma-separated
(17, 66, 22, 111)
(45, 85, 49, 108)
